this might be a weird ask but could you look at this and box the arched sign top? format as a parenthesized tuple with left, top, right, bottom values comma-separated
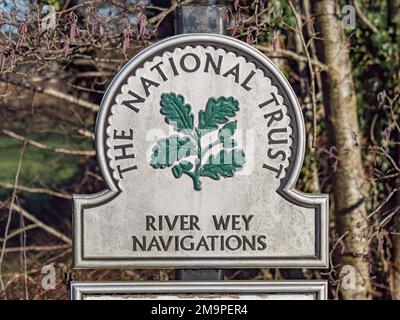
(74, 34, 328, 269)
(96, 34, 303, 194)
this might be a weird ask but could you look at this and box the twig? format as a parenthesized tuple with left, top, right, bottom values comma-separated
(148, 0, 193, 30)
(369, 146, 400, 173)
(2, 245, 71, 253)
(256, 46, 328, 70)
(74, 71, 115, 78)
(387, 94, 400, 133)
(16, 196, 28, 299)
(0, 224, 38, 243)
(1, 129, 95, 157)
(0, 129, 29, 299)
(78, 128, 95, 140)
(86, 171, 104, 182)
(302, 0, 323, 93)
(0, 76, 99, 112)
(288, 0, 318, 148)
(1, 201, 72, 245)
(0, 182, 72, 199)
(367, 186, 400, 220)
(352, 0, 379, 34)
(67, 82, 105, 94)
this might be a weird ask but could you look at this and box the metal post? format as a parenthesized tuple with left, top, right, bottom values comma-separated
(174, 0, 227, 281)
(176, 2, 227, 35)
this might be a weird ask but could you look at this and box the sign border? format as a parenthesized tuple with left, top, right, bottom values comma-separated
(70, 280, 328, 300)
(73, 33, 329, 269)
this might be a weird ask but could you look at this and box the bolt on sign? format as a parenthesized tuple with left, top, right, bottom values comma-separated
(70, 281, 327, 300)
(73, 34, 328, 268)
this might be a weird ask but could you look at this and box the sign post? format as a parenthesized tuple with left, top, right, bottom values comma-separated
(174, 3, 228, 282)
(73, 33, 328, 269)
(71, 281, 327, 300)
(71, 2, 329, 300)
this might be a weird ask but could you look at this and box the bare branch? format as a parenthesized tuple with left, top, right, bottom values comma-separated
(1, 129, 95, 157)
(353, 0, 379, 34)
(288, 0, 318, 147)
(0, 76, 99, 112)
(2, 245, 71, 253)
(0, 182, 72, 200)
(255, 46, 328, 71)
(78, 128, 95, 140)
(1, 201, 72, 245)
(0, 224, 38, 243)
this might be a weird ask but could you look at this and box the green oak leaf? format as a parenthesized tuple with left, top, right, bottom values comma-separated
(160, 92, 194, 132)
(218, 121, 237, 139)
(172, 160, 194, 178)
(200, 149, 245, 180)
(151, 93, 246, 191)
(218, 121, 237, 148)
(222, 138, 237, 148)
(150, 135, 196, 169)
(198, 96, 239, 130)
(172, 165, 183, 178)
(179, 160, 194, 171)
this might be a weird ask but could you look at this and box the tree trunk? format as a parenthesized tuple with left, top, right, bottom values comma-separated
(312, 0, 371, 299)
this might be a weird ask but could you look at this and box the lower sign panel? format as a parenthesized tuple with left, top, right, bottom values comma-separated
(70, 281, 327, 300)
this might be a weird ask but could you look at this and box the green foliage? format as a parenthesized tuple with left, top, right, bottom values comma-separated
(172, 160, 193, 179)
(347, 1, 399, 96)
(201, 149, 245, 180)
(160, 93, 194, 132)
(219, 121, 238, 148)
(344, 1, 399, 203)
(198, 97, 239, 130)
(151, 92, 246, 191)
(0, 135, 84, 199)
(256, 0, 295, 43)
(39, 0, 64, 11)
(150, 135, 196, 169)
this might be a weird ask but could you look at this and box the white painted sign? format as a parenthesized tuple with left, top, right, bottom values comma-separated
(71, 281, 327, 300)
(73, 34, 328, 268)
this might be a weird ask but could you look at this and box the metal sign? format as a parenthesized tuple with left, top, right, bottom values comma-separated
(71, 281, 327, 300)
(73, 34, 328, 268)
